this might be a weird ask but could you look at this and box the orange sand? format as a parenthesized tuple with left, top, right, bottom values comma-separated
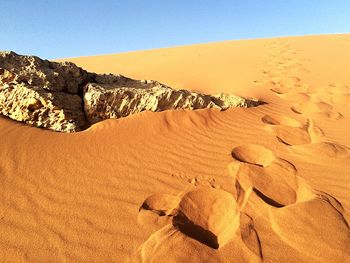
(1, 34, 350, 262)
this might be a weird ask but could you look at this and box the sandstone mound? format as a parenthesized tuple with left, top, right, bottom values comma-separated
(0, 51, 261, 132)
(173, 188, 240, 249)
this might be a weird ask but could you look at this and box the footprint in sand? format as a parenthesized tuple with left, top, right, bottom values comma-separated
(291, 101, 343, 120)
(173, 188, 240, 249)
(136, 141, 349, 260)
(137, 193, 181, 233)
(326, 83, 350, 94)
(286, 84, 349, 119)
(239, 213, 263, 259)
(322, 93, 350, 105)
(275, 76, 302, 87)
(231, 144, 275, 167)
(229, 143, 350, 260)
(261, 114, 348, 159)
(274, 125, 313, 145)
(291, 141, 350, 159)
(140, 193, 180, 216)
(318, 83, 350, 105)
(230, 145, 302, 207)
(270, 86, 292, 95)
(278, 92, 311, 103)
(137, 187, 244, 255)
(270, 83, 308, 95)
(319, 111, 344, 120)
(291, 101, 333, 113)
(262, 115, 324, 145)
(266, 193, 350, 262)
(230, 143, 349, 208)
(262, 114, 301, 127)
(281, 90, 350, 106)
(228, 142, 350, 220)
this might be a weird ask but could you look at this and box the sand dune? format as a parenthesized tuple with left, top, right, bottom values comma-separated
(1, 34, 350, 262)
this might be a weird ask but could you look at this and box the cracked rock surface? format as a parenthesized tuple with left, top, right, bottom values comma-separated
(83, 81, 259, 124)
(0, 51, 261, 132)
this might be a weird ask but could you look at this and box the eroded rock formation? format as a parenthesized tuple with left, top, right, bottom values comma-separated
(83, 81, 259, 124)
(0, 51, 91, 132)
(0, 51, 262, 132)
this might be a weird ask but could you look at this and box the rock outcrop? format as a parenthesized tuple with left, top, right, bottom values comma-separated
(0, 51, 262, 132)
(83, 80, 259, 124)
(0, 82, 86, 132)
(0, 51, 91, 94)
(0, 51, 90, 132)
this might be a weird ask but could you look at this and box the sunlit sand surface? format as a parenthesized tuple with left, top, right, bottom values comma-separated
(1, 34, 350, 262)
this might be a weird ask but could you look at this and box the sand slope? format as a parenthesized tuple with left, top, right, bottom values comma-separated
(1, 34, 350, 262)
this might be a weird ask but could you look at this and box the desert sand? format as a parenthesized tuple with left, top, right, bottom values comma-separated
(1, 34, 350, 262)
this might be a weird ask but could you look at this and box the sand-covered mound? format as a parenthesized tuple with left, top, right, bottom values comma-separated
(1, 34, 350, 262)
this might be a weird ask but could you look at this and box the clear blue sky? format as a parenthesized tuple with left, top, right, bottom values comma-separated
(1, 0, 349, 59)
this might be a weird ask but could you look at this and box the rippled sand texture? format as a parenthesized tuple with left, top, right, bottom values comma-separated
(1, 34, 350, 262)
